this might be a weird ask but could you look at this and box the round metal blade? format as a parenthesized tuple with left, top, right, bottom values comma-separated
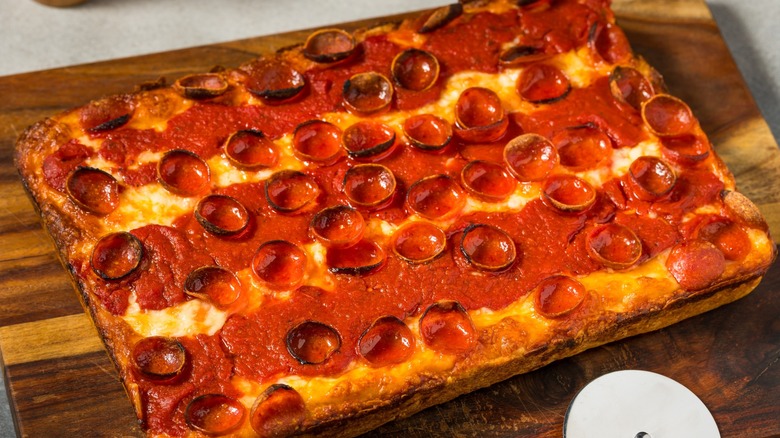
(564, 370, 720, 438)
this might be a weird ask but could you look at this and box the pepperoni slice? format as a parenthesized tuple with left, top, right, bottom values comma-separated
(391, 221, 447, 264)
(310, 205, 365, 248)
(303, 28, 356, 63)
(403, 114, 453, 151)
(265, 170, 320, 213)
(185, 394, 246, 436)
(419, 3, 463, 33)
(80, 95, 133, 133)
(391, 49, 440, 91)
(245, 59, 305, 102)
(91, 232, 143, 280)
(535, 275, 586, 318)
(131, 336, 187, 383)
(342, 121, 397, 160)
(499, 45, 549, 67)
(157, 149, 211, 197)
(250, 384, 306, 438)
(326, 239, 386, 275)
(419, 301, 476, 355)
(358, 316, 415, 367)
(542, 174, 597, 212)
(252, 240, 307, 289)
(343, 164, 396, 209)
(406, 174, 465, 220)
(454, 87, 508, 143)
(590, 22, 632, 64)
(286, 321, 341, 364)
(609, 66, 654, 110)
(695, 217, 751, 261)
(65, 167, 120, 215)
(627, 156, 676, 200)
(224, 130, 279, 169)
(195, 194, 250, 236)
(342, 72, 394, 115)
(517, 63, 571, 104)
(660, 134, 710, 165)
(642, 94, 695, 137)
(174, 73, 229, 99)
(292, 120, 343, 164)
(553, 125, 613, 171)
(460, 160, 516, 201)
(460, 224, 517, 272)
(586, 223, 643, 269)
(721, 190, 768, 231)
(503, 134, 559, 182)
(666, 240, 726, 291)
(184, 266, 242, 308)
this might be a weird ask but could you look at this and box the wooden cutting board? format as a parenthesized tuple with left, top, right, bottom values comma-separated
(1, 0, 779, 436)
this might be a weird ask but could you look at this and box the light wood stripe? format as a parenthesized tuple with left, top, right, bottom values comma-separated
(0, 313, 103, 366)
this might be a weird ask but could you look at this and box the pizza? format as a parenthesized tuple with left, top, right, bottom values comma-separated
(14, 0, 776, 436)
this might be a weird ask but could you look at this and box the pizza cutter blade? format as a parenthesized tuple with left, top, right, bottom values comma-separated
(563, 370, 720, 438)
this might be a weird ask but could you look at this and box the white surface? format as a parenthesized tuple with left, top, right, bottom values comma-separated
(564, 370, 720, 438)
(0, 0, 778, 436)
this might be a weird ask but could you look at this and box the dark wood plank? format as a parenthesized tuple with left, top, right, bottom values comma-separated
(0, 0, 778, 436)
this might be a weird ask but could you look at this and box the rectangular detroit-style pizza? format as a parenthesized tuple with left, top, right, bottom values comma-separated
(14, 0, 776, 436)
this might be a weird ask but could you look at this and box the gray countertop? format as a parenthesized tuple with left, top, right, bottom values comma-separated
(1, 0, 777, 436)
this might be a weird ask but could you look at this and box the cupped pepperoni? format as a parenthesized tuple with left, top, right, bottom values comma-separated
(65, 167, 120, 215)
(292, 120, 343, 164)
(419, 301, 476, 355)
(343, 164, 397, 209)
(91, 232, 143, 280)
(590, 22, 632, 64)
(326, 239, 386, 275)
(391, 49, 440, 92)
(460, 160, 516, 202)
(586, 223, 643, 269)
(250, 384, 306, 438)
(245, 59, 305, 102)
(184, 266, 242, 308)
(342, 121, 397, 160)
(552, 125, 613, 171)
(358, 315, 415, 367)
(310, 205, 365, 248)
(460, 224, 517, 272)
(174, 73, 229, 99)
(534, 275, 586, 318)
(342, 72, 394, 115)
(224, 129, 279, 169)
(542, 174, 597, 212)
(402, 114, 453, 151)
(503, 134, 559, 182)
(454, 87, 508, 143)
(660, 134, 710, 165)
(418, 3, 463, 33)
(131, 336, 187, 383)
(518, 63, 571, 104)
(157, 149, 211, 197)
(721, 190, 769, 231)
(265, 170, 320, 213)
(391, 221, 447, 264)
(185, 394, 246, 436)
(303, 28, 357, 63)
(609, 66, 654, 110)
(695, 217, 751, 261)
(642, 94, 695, 137)
(499, 45, 549, 67)
(195, 194, 250, 236)
(80, 95, 133, 133)
(286, 321, 341, 365)
(666, 240, 726, 291)
(252, 240, 307, 289)
(627, 156, 676, 200)
(406, 174, 465, 220)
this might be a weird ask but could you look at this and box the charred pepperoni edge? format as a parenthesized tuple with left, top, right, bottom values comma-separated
(184, 394, 246, 435)
(285, 320, 342, 365)
(303, 28, 357, 63)
(183, 265, 242, 308)
(194, 194, 251, 236)
(459, 223, 517, 272)
(264, 170, 320, 213)
(131, 336, 188, 382)
(499, 45, 549, 66)
(342, 163, 397, 208)
(342, 121, 397, 159)
(173, 73, 229, 99)
(223, 129, 279, 169)
(391, 221, 447, 264)
(326, 239, 386, 275)
(419, 3, 464, 33)
(357, 315, 415, 366)
(245, 59, 306, 101)
(342, 72, 394, 115)
(90, 231, 144, 281)
(65, 166, 120, 215)
(391, 49, 440, 92)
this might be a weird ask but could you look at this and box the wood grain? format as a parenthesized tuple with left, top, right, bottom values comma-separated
(0, 0, 778, 436)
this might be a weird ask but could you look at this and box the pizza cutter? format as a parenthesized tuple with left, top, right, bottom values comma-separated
(563, 370, 720, 438)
